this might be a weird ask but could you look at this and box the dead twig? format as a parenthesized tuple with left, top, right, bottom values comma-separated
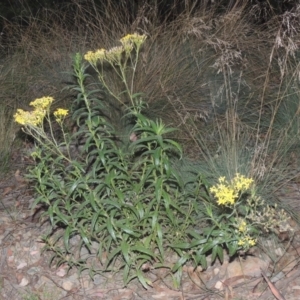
(260, 269, 286, 300)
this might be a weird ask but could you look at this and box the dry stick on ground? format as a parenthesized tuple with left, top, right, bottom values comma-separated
(260, 269, 286, 300)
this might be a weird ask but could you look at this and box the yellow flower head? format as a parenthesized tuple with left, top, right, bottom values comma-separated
(84, 48, 106, 65)
(238, 220, 247, 233)
(210, 173, 254, 206)
(238, 235, 256, 247)
(30, 151, 41, 159)
(210, 183, 237, 205)
(30, 96, 54, 110)
(120, 33, 147, 49)
(94, 48, 106, 63)
(105, 46, 124, 63)
(84, 51, 96, 64)
(14, 108, 45, 126)
(232, 173, 254, 192)
(54, 108, 68, 123)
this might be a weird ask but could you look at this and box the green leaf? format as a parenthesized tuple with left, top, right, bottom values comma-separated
(151, 213, 158, 231)
(152, 148, 161, 167)
(156, 223, 163, 245)
(135, 202, 144, 219)
(91, 211, 103, 233)
(199, 254, 208, 269)
(67, 179, 84, 196)
(136, 270, 152, 289)
(154, 179, 163, 203)
(70, 160, 85, 174)
(131, 244, 156, 258)
(164, 162, 171, 177)
(156, 235, 164, 258)
(186, 229, 203, 240)
(193, 252, 207, 269)
(172, 267, 183, 289)
(106, 218, 117, 241)
(123, 263, 131, 285)
(189, 238, 208, 248)
(217, 245, 224, 263)
(121, 227, 140, 238)
(171, 255, 189, 273)
(115, 189, 124, 201)
(79, 227, 91, 250)
(102, 199, 121, 210)
(201, 241, 214, 254)
(165, 207, 175, 225)
(63, 226, 72, 252)
(121, 241, 131, 265)
(228, 242, 238, 257)
(211, 245, 218, 263)
(53, 205, 69, 225)
(170, 242, 192, 250)
(106, 246, 122, 268)
(48, 206, 54, 226)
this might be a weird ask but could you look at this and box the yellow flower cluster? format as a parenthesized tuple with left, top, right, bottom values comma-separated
(120, 33, 147, 48)
(30, 96, 54, 110)
(14, 96, 54, 126)
(14, 109, 45, 126)
(84, 33, 147, 65)
(238, 220, 247, 232)
(236, 220, 256, 248)
(210, 173, 254, 206)
(14, 96, 68, 127)
(238, 235, 256, 247)
(232, 174, 254, 192)
(105, 46, 124, 63)
(84, 48, 106, 65)
(54, 108, 68, 123)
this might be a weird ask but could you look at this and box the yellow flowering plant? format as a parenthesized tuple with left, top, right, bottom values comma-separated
(14, 96, 71, 162)
(83, 32, 147, 108)
(192, 173, 290, 258)
(19, 34, 201, 289)
(13, 33, 292, 289)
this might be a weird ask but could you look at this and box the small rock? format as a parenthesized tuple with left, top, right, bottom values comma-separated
(17, 261, 27, 270)
(91, 241, 100, 252)
(82, 277, 93, 289)
(7, 255, 14, 264)
(56, 267, 67, 277)
(80, 247, 90, 259)
(275, 247, 283, 256)
(196, 266, 203, 272)
(7, 248, 13, 256)
(27, 267, 41, 275)
(69, 234, 80, 246)
(16, 272, 23, 283)
(292, 285, 300, 298)
(226, 256, 268, 278)
(19, 277, 29, 286)
(292, 286, 300, 290)
(93, 274, 104, 285)
(23, 232, 32, 239)
(215, 281, 223, 289)
(214, 268, 220, 275)
(62, 280, 74, 291)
